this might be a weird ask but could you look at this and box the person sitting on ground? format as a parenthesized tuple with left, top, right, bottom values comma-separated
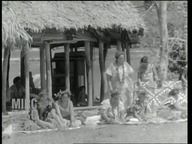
(125, 91, 148, 122)
(157, 89, 187, 120)
(77, 86, 88, 107)
(99, 90, 125, 124)
(8, 76, 25, 99)
(54, 90, 82, 127)
(7, 76, 25, 110)
(30, 90, 69, 129)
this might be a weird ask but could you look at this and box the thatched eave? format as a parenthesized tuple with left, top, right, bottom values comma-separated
(2, 1, 146, 46)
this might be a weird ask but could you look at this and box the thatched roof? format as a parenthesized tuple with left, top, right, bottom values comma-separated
(2, 1, 145, 46)
(2, 2, 32, 47)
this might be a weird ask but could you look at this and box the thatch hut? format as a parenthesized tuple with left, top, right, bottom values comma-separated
(2, 1, 145, 113)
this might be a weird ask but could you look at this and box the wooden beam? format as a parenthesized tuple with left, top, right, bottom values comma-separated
(64, 43, 70, 90)
(2, 47, 10, 113)
(40, 44, 46, 90)
(49, 40, 77, 45)
(117, 40, 122, 51)
(99, 40, 105, 102)
(24, 42, 30, 111)
(45, 42, 52, 98)
(41, 32, 65, 42)
(85, 41, 93, 106)
(74, 31, 97, 42)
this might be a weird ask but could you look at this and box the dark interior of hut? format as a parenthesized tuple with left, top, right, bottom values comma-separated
(51, 50, 86, 106)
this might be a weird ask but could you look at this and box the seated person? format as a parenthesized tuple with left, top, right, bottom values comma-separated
(7, 75, 40, 110)
(7, 76, 25, 110)
(54, 90, 82, 127)
(30, 90, 69, 129)
(157, 89, 187, 120)
(77, 86, 88, 106)
(125, 91, 148, 121)
(99, 91, 125, 124)
(8, 76, 25, 99)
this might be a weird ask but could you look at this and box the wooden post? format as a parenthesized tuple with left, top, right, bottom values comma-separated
(126, 42, 131, 64)
(104, 43, 109, 63)
(7, 50, 11, 97)
(64, 43, 70, 91)
(45, 42, 52, 98)
(117, 40, 122, 51)
(99, 40, 105, 102)
(75, 45, 78, 52)
(24, 42, 30, 111)
(90, 44, 94, 104)
(2, 47, 10, 113)
(40, 44, 46, 90)
(20, 49, 25, 86)
(85, 41, 93, 106)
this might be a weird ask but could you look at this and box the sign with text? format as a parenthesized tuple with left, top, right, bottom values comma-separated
(11, 98, 37, 110)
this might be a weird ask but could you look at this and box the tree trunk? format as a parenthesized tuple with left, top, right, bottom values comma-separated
(183, 11, 187, 62)
(2, 47, 10, 113)
(157, 1, 168, 81)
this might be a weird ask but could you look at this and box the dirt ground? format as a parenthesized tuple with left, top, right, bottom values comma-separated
(3, 122, 187, 144)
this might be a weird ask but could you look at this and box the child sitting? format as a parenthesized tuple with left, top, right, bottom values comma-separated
(125, 91, 148, 121)
(99, 91, 125, 124)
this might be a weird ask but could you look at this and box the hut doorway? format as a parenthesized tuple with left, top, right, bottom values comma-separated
(51, 51, 86, 106)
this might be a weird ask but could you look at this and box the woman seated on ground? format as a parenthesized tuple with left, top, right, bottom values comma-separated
(157, 89, 187, 120)
(54, 90, 82, 127)
(30, 91, 69, 129)
(99, 90, 125, 124)
(125, 91, 148, 122)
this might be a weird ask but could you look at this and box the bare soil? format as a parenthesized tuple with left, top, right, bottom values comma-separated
(3, 122, 187, 144)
